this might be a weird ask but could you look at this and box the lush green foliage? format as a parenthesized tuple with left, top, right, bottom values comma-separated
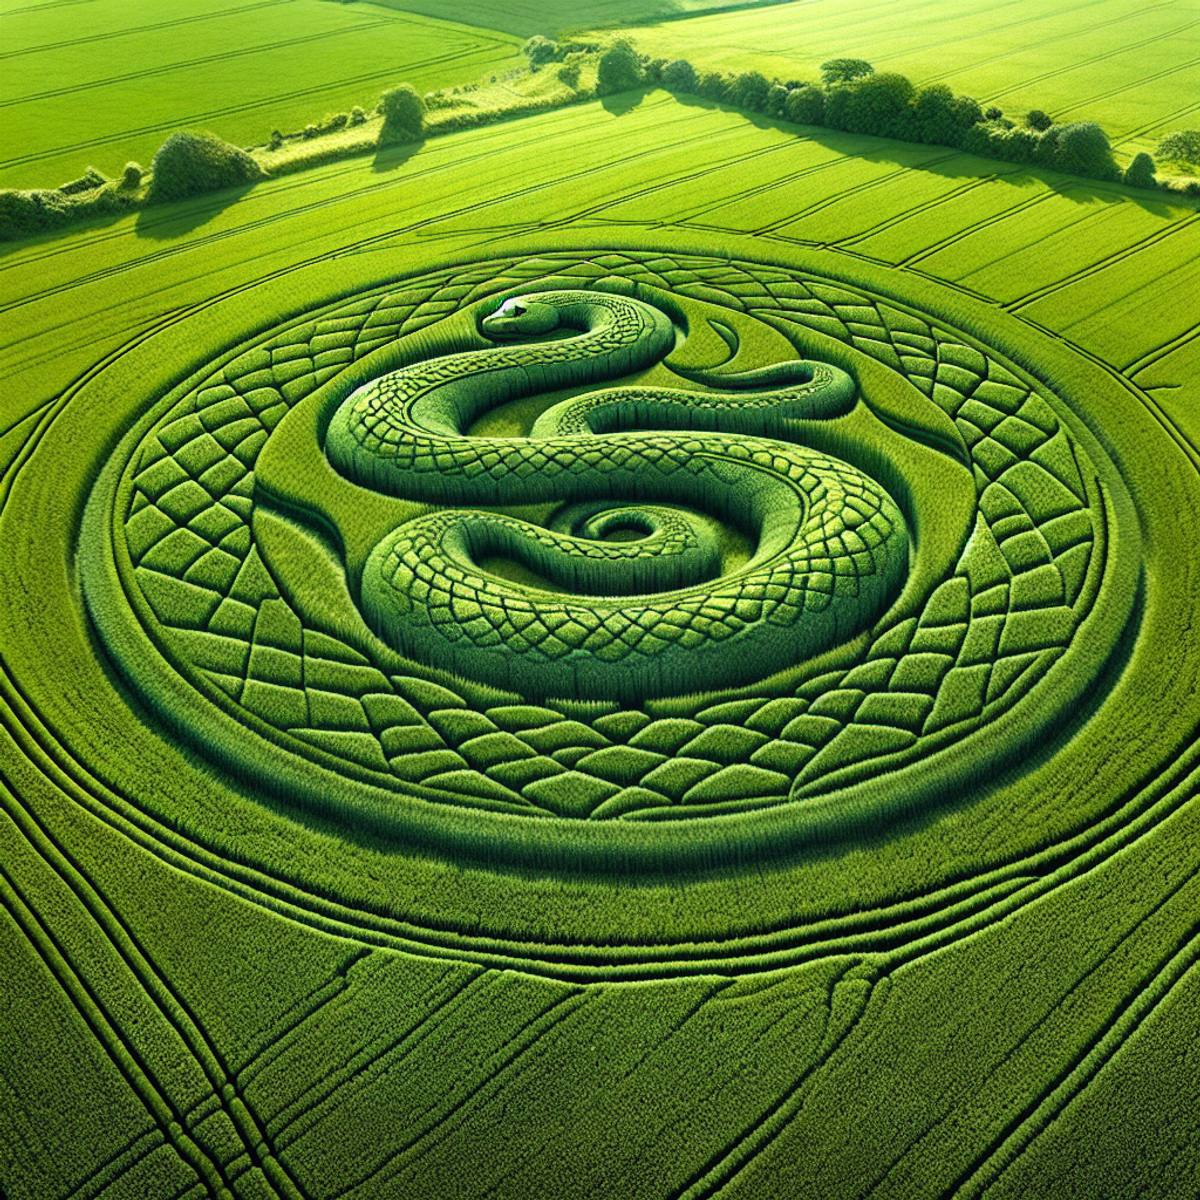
(145, 130, 264, 205)
(1156, 128, 1200, 165)
(377, 84, 427, 146)
(820, 58, 875, 86)
(597, 38, 646, 95)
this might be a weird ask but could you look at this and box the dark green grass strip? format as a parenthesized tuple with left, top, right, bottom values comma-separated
(0, 857, 226, 1198)
(0, 767, 309, 1199)
(950, 922, 1200, 1198)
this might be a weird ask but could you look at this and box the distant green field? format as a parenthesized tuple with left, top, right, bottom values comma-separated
(361, 0, 746, 38)
(625, 0, 1200, 159)
(0, 0, 521, 190)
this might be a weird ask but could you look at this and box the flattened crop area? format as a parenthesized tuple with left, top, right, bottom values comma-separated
(2, 32, 1199, 1200)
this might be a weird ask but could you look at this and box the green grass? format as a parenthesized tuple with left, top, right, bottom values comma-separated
(2, 12, 1199, 1199)
(360, 0, 754, 39)
(0, 0, 523, 190)
(623, 0, 1200, 161)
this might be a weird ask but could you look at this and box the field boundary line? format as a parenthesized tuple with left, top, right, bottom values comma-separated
(670, 964, 880, 1199)
(0, 852, 226, 1199)
(949, 921, 1200, 1199)
(330, 990, 590, 1199)
(0, 19, 406, 110)
(914, 7, 1192, 94)
(1005, 211, 1200, 309)
(0, 0, 292, 61)
(0, 760, 309, 1199)
(1125, 323, 1200, 377)
(0, 45, 511, 173)
(861, 853, 1200, 1199)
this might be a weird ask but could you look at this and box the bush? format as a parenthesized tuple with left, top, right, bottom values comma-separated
(0, 189, 70, 239)
(1123, 151, 1157, 189)
(58, 166, 109, 195)
(765, 83, 789, 117)
(698, 71, 729, 102)
(597, 38, 644, 95)
(660, 59, 697, 94)
(784, 85, 825, 126)
(820, 58, 874, 86)
(146, 130, 265, 204)
(984, 106, 1003, 121)
(1050, 121, 1116, 178)
(302, 124, 319, 139)
(269, 129, 285, 150)
(912, 84, 957, 145)
(121, 162, 143, 189)
(378, 83, 426, 144)
(645, 58, 668, 84)
(557, 62, 581, 89)
(1026, 109, 1052, 131)
(826, 72, 915, 139)
(320, 112, 348, 134)
(986, 125, 1039, 163)
(349, 106, 367, 127)
(522, 35, 558, 68)
(726, 71, 771, 112)
(951, 95, 983, 129)
(1156, 129, 1200, 165)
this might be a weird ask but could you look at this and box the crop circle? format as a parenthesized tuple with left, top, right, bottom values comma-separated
(78, 245, 1139, 880)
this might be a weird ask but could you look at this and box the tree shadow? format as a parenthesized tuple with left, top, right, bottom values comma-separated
(371, 138, 423, 173)
(663, 91, 1193, 213)
(601, 88, 650, 117)
(134, 182, 259, 240)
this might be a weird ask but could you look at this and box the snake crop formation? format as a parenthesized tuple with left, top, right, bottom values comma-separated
(78, 246, 1142, 887)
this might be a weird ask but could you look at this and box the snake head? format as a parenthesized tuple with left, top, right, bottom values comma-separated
(481, 295, 563, 339)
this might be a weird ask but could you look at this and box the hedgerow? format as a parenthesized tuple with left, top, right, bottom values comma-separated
(145, 130, 265, 205)
(2, 37, 1190, 246)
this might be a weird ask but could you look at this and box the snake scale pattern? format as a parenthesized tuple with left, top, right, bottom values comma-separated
(82, 251, 1127, 835)
(326, 290, 908, 698)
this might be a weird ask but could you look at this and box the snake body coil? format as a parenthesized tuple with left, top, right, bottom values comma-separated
(326, 291, 909, 699)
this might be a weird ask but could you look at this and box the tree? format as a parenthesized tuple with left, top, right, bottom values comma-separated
(121, 162, 143, 189)
(726, 71, 771, 112)
(1123, 152, 1157, 189)
(1156, 129, 1200, 165)
(784, 85, 824, 126)
(698, 71, 729, 101)
(913, 84, 959, 145)
(820, 58, 874, 86)
(660, 59, 697, 94)
(1053, 121, 1116, 178)
(146, 130, 264, 204)
(597, 39, 644, 94)
(951, 95, 983, 130)
(378, 84, 426, 145)
(826, 72, 915, 139)
(766, 83, 789, 117)
(984, 106, 1003, 121)
(1026, 109, 1052, 131)
(522, 36, 558, 68)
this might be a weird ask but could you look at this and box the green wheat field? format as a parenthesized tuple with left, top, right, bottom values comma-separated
(1, 0, 1198, 1197)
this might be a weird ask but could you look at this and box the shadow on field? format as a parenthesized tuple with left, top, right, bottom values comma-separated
(601, 89, 650, 117)
(372, 139, 423, 174)
(663, 91, 1191, 215)
(134, 183, 259, 240)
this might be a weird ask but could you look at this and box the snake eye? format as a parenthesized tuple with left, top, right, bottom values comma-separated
(510, 303, 527, 317)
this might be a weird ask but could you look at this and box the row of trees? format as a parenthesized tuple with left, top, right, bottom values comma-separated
(583, 42, 1178, 191)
